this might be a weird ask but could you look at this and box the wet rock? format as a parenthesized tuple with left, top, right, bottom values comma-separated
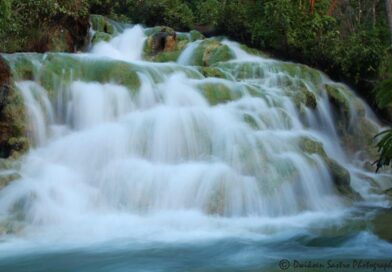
(189, 39, 235, 66)
(143, 26, 191, 62)
(90, 15, 115, 35)
(148, 27, 177, 55)
(386, 188, 392, 198)
(324, 83, 380, 159)
(371, 208, 392, 242)
(197, 81, 241, 105)
(0, 172, 20, 190)
(198, 67, 226, 79)
(328, 159, 356, 198)
(90, 15, 118, 45)
(38, 55, 141, 94)
(274, 62, 322, 85)
(298, 137, 361, 200)
(189, 30, 205, 41)
(289, 82, 317, 111)
(92, 31, 112, 45)
(214, 62, 266, 79)
(324, 84, 349, 112)
(239, 44, 268, 58)
(0, 220, 21, 235)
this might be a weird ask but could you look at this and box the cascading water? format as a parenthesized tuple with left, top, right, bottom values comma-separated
(0, 23, 391, 271)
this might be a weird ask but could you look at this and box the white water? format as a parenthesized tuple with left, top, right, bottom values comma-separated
(91, 25, 146, 61)
(0, 25, 391, 266)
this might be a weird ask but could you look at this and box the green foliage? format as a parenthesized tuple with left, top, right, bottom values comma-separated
(375, 49, 392, 109)
(194, 0, 221, 27)
(375, 129, 392, 171)
(109, 0, 194, 31)
(0, 0, 89, 52)
(88, 0, 113, 15)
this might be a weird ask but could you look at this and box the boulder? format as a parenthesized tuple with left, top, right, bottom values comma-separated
(188, 39, 235, 66)
(324, 83, 379, 158)
(152, 31, 177, 54)
(198, 67, 226, 79)
(298, 137, 361, 200)
(92, 31, 112, 45)
(90, 15, 115, 35)
(143, 26, 192, 62)
(189, 30, 205, 41)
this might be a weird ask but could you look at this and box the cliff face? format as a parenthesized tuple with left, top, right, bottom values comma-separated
(0, 57, 28, 159)
(27, 16, 90, 53)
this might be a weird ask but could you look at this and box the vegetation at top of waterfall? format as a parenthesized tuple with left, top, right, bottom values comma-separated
(375, 129, 392, 171)
(0, 0, 90, 52)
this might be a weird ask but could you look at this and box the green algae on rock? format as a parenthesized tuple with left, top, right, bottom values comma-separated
(298, 137, 361, 200)
(188, 39, 235, 66)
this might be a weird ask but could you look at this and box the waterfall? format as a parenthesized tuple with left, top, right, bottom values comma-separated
(0, 24, 391, 266)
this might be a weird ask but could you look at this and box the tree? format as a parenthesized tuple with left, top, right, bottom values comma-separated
(387, 0, 392, 42)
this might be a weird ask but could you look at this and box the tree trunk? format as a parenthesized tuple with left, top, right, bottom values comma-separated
(327, 0, 338, 16)
(387, 0, 392, 42)
(309, 0, 315, 14)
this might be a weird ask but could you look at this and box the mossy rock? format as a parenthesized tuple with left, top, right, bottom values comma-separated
(189, 30, 205, 41)
(146, 51, 181, 63)
(92, 31, 112, 45)
(298, 137, 361, 200)
(324, 84, 350, 118)
(324, 83, 379, 157)
(143, 26, 186, 62)
(198, 67, 226, 79)
(239, 44, 268, 58)
(0, 158, 21, 190)
(214, 62, 266, 80)
(175, 39, 189, 51)
(288, 82, 317, 111)
(4, 54, 42, 81)
(298, 137, 326, 156)
(0, 172, 20, 190)
(188, 39, 235, 66)
(90, 14, 115, 34)
(197, 81, 241, 105)
(269, 62, 322, 86)
(144, 26, 176, 37)
(206, 182, 226, 215)
(327, 159, 358, 198)
(6, 53, 205, 94)
(38, 54, 140, 95)
(0, 220, 23, 235)
(207, 44, 234, 66)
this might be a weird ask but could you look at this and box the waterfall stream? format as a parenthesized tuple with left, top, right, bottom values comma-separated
(0, 24, 391, 271)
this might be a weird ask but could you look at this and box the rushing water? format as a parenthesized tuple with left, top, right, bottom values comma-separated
(0, 24, 391, 271)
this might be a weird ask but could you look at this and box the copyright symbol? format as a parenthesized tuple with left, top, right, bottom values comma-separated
(279, 259, 290, 270)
